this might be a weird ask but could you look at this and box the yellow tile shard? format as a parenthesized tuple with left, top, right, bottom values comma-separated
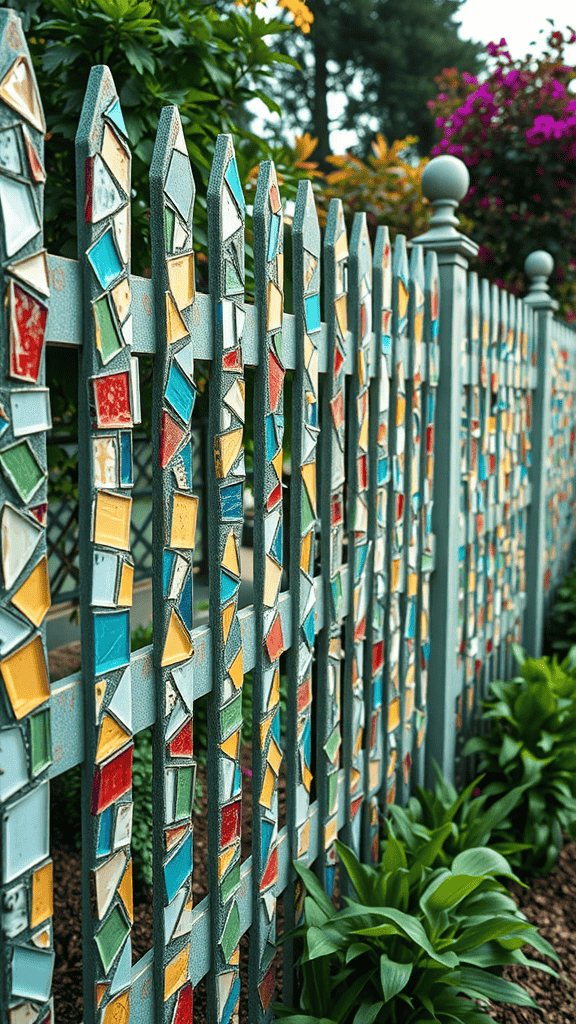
(1, 635, 49, 720)
(165, 291, 189, 344)
(10, 555, 50, 626)
(162, 609, 194, 667)
(96, 714, 131, 764)
(93, 491, 132, 551)
(170, 493, 198, 549)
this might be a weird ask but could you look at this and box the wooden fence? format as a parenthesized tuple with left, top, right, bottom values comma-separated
(1, 8, 576, 1024)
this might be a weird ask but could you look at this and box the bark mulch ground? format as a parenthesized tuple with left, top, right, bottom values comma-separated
(48, 644, 576, 1023)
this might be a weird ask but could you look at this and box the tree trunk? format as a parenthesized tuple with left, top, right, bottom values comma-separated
(312, 12, 331, 168)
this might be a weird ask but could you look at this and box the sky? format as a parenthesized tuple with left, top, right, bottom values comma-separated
(249, 0, 576, 151)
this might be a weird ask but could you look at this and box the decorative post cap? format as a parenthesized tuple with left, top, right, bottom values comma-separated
(524, 250, 558, 309)
(411, 154, 478, 257)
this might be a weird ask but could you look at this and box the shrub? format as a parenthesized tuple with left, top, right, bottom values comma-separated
(387, 761, 530, 868)
(464, 644, 576, 874)
(276, 838, 558, 1024)
(428, 26, 576, 317)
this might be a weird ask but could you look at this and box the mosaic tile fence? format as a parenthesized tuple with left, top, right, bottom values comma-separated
(1, 10, 576, 1024)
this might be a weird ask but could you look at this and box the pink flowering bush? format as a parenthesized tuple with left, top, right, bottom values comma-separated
(428, 28, 576, 318)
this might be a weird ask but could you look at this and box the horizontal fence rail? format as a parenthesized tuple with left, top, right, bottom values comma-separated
(1, 9, 576, 1024)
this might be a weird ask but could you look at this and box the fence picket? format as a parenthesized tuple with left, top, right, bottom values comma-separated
(398, 243, 425, 801)
(76, 66, 137, 1024)
(0, 10, 54, 1020)
(362, 225, 391, 860)
(413, 250, 439, 786)
(150, 105, 198, 1024)
(284, 178, 321, 996)
(316, 199, 348, 895)
(384, 235, 409, 804)
(341, 213, 372, 864)
(249, 159, 286, 1022)
(206, 133, 246, 1024)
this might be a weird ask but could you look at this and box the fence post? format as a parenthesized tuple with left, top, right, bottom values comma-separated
(523, 251, 557, 657)
(411, 155, 478, 786)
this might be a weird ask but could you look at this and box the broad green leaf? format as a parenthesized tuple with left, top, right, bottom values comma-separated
(352, 1003, 384, 1024)
(351, 924, 399, 939)
(331, 973, 377, 1024)
(380, 834, 407, 873)
(451, 917, 533, 953)
(344, 902, 458, 967)
(451, 847, 521, 882)
(335, 841, 376, 903)
(466, 786, 526, 846)
(306, 926, 341, 961)
(294, 862, 337, 919)
(380, 954, 412, 1002)
(451, 966, 540, 1007)
(421, 873, 483, 916)
(345, 942, 372, 964)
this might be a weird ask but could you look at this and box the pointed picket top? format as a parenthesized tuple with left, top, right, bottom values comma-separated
(392, 234, 409, 337)
(325, 197, 347, 258)
(149, 104, 197, 1024)
(206, 132, 246, 1024)
(293, 178, 320, 260)
(151, 105, 195, 262)
(0, 13, 45, 134)
(498, 286, 508, 363)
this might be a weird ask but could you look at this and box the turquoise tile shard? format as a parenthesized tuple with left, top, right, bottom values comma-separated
(11, 946, 55, 1002)
(164, 361, 197, 423)
(224, 155, 245, 210)
(87, 227, 123, 289)
(93, 610, 130, 674)
(164, 830, 193, 903)
(108, 935, 131, 995)
(304, 293, 321, 333)
(120, 431, 132, 485)
(105, 98, 128, 137)
(221, 482, 243, 521)
(97, 806, 113, 857)
(2, 782, 49, 883)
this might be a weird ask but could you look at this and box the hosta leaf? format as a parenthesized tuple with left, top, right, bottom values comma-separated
(450, 967, 540, 1006)
(345, 902, 458, 967)
(345, 942, 372, 964)
(380, 954, 412, 1002)
(335, 841, 376, 903)
(451, 847, 521, 882)
(421, 873, 483, 916)
(294, 862, 337, 919)
(352, 1003, 384, 1024)
(451, 916, 533, 953)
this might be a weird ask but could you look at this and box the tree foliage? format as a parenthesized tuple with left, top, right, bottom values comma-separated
(268, 0, 485, 162)
(8, 0, 310, 273)
(429, 26, 576, 316)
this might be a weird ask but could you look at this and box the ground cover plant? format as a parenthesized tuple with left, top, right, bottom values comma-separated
(543, 563, 576, 657)
(463, 645, 576, 875)
(276, 837, 558, 1024)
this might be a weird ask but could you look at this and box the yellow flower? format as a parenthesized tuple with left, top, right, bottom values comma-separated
(278, 0, 314, 33)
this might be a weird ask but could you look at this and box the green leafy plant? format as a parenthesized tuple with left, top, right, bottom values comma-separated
(544, 564, 576, 657)
(464, 644, 576, 875)
(276, 838, 558, 1024)
(386, 760, 530, 868)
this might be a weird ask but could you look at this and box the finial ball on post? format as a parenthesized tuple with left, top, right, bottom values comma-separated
(421, 155, 470, 203)
(524, 250, 554, 281)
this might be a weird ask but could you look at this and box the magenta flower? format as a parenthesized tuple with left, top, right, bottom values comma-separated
(435, 116, 446, 128)
(463, 72, 478, 85)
